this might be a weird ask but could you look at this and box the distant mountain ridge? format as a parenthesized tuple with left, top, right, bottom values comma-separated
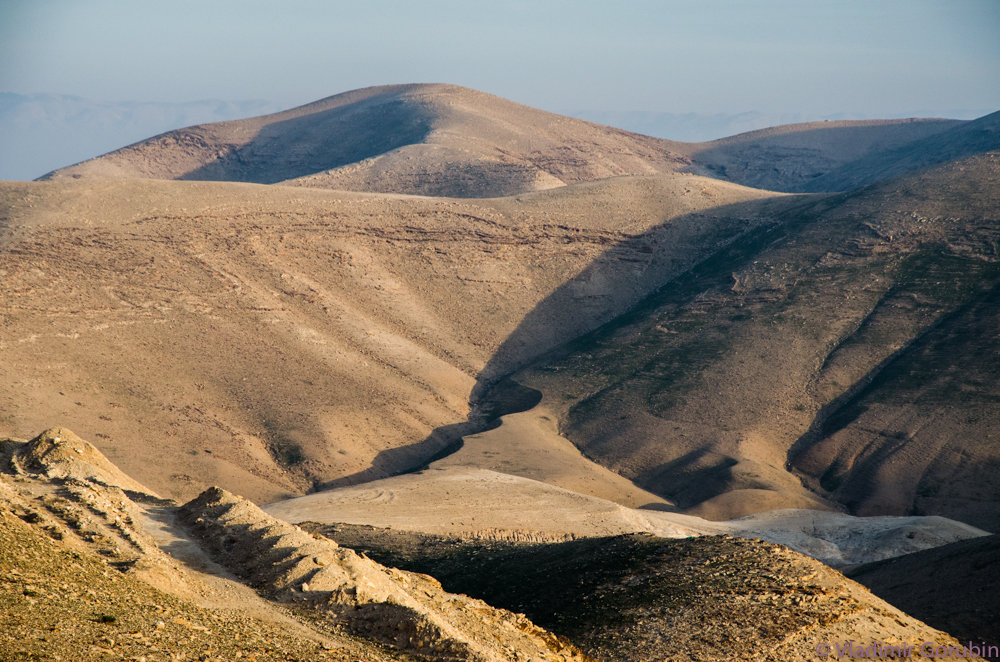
(38, 84, 997, 196)
(40, 84, 692, 198)
(4, 88, 993, 184)
(5, 83, 1000, 532)
(565, 108, 990, 142)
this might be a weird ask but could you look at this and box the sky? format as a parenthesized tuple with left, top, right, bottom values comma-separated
(2, 0, 1000, 180)
(3, 0, 1000, 117)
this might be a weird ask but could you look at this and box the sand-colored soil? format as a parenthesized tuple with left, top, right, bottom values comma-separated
(264, 463, 986, 567)
(436, 406, 673, 509)
(5, 83, 999, 660)
(512, 151, 1000, 530)
(0, 173, 784, 503)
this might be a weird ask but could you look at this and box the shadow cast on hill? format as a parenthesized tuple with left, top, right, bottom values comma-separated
(687, 119, 968, 194)
(317, 193, 834, 492)
(179, 92, 434, 184)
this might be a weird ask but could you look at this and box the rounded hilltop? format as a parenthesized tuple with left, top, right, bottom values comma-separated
(41, 82, 690, 198)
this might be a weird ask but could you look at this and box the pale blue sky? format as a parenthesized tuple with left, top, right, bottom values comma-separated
(2, 0, 999, 116)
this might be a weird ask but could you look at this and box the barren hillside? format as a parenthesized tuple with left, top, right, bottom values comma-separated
(40, 84, 693, 198)
(508, 151, 1000, 530)
(5, 81, 999, 661)
(803, 110, 1000, 192)
(685, 117, 962, 192)
(0, 427, 975, 661)
(0, 174, 784, 502)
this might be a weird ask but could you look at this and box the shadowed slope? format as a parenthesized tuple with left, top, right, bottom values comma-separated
(501, 152, 1000, 528)
(0, 173, 779, 503)
(686, 118, 962, 192)
(803, 110, 1000, 192)
(789, 278, 1000, 527)
(848, 535, 1000, 655)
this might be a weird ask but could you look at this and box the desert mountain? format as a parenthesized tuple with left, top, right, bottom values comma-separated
(6, 82, 1000, 659)
(0, 427, 976, 661)
(505, 150, 1000, 530)
(0, 174, 785, 503)
(39, 83, 693, 198)
(848, 534, 1000, 654)
(40, 84, 982, 198)
(803, 109, 1000, 192)
(7, 86, 1000, 533)
(684, 117, 962, 192)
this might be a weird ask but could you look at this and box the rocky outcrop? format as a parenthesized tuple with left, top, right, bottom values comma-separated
(178, 486, 586, 662)
(11, 427, 157, 497)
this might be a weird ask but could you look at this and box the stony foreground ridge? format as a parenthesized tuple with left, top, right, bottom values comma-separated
(177, 486, 586, 661)
(2, 432, 392, 661)
(0, 427, 981, 661)
(1, 428, 586, 661)
(304, 524, 977, 662)
(10, 426, 155, 497)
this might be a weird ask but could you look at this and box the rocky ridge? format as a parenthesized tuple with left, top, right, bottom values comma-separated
(1, 428, 586, 661)
(178, 486, 585, 662)
(0, 427, 981, 661)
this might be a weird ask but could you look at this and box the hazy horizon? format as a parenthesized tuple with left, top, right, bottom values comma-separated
(2, 89, 996, 182)
(4, 0, 999, 114)
(2, 0, 999, 179)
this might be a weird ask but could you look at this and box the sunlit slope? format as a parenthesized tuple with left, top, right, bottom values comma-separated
(40, 83, 692, 198)
(0, 174, 783, 502)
